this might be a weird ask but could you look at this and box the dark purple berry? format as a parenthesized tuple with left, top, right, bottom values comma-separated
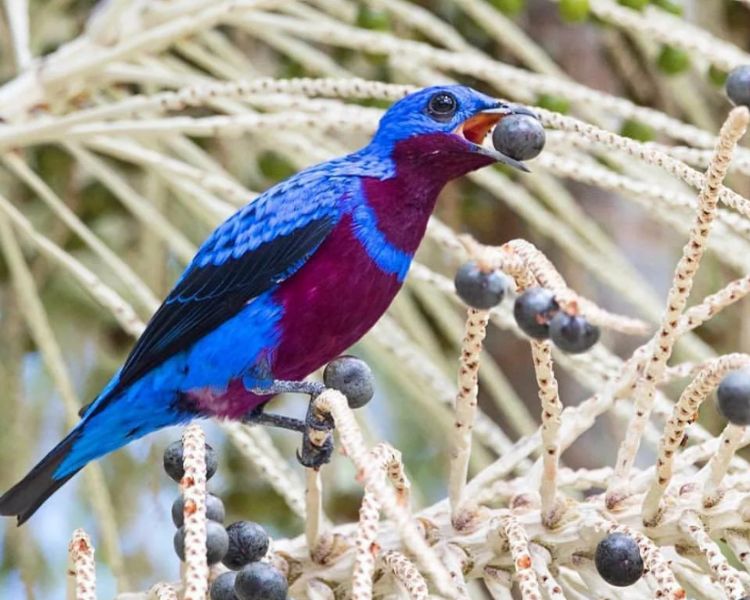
(492, 114, 545, 161)
(726, 65, 750, 108)
(235, 562, 288, 600)
(513, 288, 559, 339)
(595, 532, 644, 587)
(210, 571, 238, 600)
(172, 494, 226, 527)
(454, 261, 509, 310)
(548, 311, 600, 354)
(717, 370, 750, 426)
(163, 440, 218, 482)
(223, 521, 270, 570)
(174, 521, 230, 565)
(323, 356, 374, 409)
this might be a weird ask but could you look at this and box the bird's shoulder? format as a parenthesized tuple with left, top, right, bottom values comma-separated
(192, 154, 392, 271)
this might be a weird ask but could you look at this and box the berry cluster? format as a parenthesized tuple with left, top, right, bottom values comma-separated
(514, 287, 600, 354)
(454, 267, 600, 354)
(163, 441, 288, 600)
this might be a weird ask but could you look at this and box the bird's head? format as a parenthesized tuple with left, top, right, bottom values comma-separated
(369, 85, 538, 178)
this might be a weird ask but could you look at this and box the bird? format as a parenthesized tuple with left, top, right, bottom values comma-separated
(0, 85, 534, 524)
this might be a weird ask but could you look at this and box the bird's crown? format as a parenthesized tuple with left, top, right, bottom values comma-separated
(372, 85, 500, 147)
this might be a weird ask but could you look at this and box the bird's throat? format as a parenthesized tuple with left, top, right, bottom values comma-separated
(361, 133, 493, 254)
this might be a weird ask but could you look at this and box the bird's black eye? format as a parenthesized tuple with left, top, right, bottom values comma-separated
(427, 92, 457, 121)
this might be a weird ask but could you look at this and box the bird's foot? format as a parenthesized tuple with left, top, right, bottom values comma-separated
(243, 379, 334, 469)
(297, 400, 334, 469)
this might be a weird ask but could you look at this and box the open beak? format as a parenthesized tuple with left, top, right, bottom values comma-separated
(454, 102, 539, 172)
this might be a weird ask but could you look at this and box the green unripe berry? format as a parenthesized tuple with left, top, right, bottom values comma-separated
(620, 119, 655, 142)
(535, 94, 570, 114)
(356, 7, 390, 31)
(653, 0, 683, 15)
(708, 65, 729, 88)
(617, 0, 650, 10)
(559, 0, 590, 22)
(657, 45, 691, 75)
(489, 0, 525, 16)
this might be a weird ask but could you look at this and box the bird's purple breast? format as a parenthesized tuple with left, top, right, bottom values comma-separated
(271, 212, 403, 381)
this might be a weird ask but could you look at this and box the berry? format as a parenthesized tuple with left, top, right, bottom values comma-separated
(716, 370, 750, 426)
(548, 312, 600, 354)
(559, 0, 590, 22)
(172, 494, 226, 527)
(535, 94, 570, 114)
(490, 0, 525, 16)
(163, 440, 218, 482)
(620, 119, 655, 142)
(617, 0, 649, 9)
(323, 356, 375, 409)
(234, 562, 288, 600)
(454, 261, 509, 310)
(356, 6, 390, 31)
(223, 521, 270, 570)
(656, 45, 690, 76)
(653, 0, 682, 15)
(595, 533, 644, 587)
(491, 114, 546, 162)
(210, 571, 238, 600)
(513, 288, 559, 339)
(726, 65, 750, 108)
(174, 521, 230, 564)
(709, 65, 729, 88)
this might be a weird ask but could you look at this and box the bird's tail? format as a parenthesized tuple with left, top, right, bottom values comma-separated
(1, 383, 191, 524)
(0, 427, 83, 525)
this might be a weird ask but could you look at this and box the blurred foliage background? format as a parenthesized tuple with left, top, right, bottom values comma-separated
(2, 0, 750, 597)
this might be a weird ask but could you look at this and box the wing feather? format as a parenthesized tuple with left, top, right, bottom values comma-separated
(86, 177, 347, 416)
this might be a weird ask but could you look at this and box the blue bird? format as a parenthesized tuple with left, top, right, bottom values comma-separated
(0, 85, 534, 523)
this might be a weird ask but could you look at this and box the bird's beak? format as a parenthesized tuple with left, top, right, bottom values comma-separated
(454, 102, 539, 172)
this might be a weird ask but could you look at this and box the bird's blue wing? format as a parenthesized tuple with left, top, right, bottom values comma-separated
(94, 175, 347, 409)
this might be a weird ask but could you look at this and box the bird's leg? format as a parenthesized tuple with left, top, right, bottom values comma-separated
(242, 407, 306, 433)
(250, 379, 325, 397)
(242, 379, 326, 432)
(243, 379, 334, 468)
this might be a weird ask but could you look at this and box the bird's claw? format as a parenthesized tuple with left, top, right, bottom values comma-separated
(296, 398, 335, 468)
(296, 435, 334, 469)
(243, 378, 336, 468)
